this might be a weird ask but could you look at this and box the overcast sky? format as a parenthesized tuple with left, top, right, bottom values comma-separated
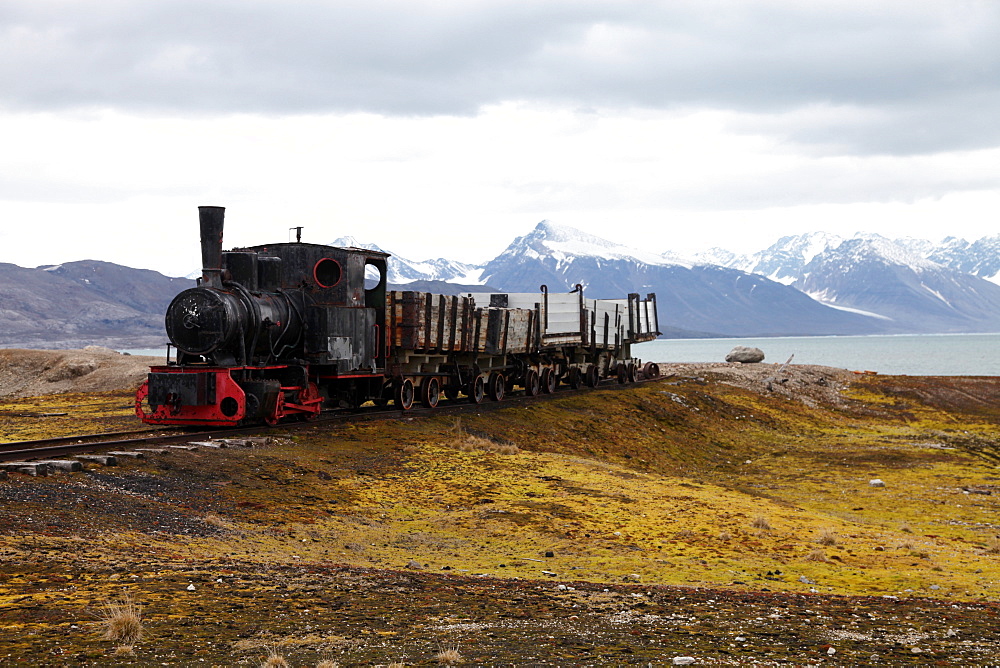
(1, 0, 998, 277)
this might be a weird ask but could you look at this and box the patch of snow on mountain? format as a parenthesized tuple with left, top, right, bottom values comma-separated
(533, 221, 691, 267)
(805, 290, 894, 321)
(920, 283, 951, 306)
(693, 247, 742, 267)
(767, 272, 797, 286)
(848, 234, 938, 270)
(330, 236, 387, 252)
(456, 267, 486, 285)
(800, 232, 843, 264)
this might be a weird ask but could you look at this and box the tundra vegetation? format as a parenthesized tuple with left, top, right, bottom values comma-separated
(1, 362, 1000, 664)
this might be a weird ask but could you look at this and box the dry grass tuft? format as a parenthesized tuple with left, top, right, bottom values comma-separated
(261, 651, 291, 668)
(385, 663, 406, 668)
(984, 536, 1000, 555)
(805, 548, 829, 563)
(673, 529, 695, 540)
(751, 515, 772, 532)
(450, 418, 518, 455)
(99, 590, 143, 646)
(316, 660, 340, 668)
(113, 645, 135, 657)
(817, 528, 838, 546)
(202, 512, 228, 528)
(718, 531, 732, 541)
(435, 645, 464, 665)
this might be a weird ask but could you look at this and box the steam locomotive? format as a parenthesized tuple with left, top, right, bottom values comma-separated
(135, 206, 661, 427)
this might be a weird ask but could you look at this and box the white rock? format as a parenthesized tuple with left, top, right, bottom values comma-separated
(827, 647, 836, 655)
(869, 479, 885, 487)
(186, 584, 196, 591)
(672, 658, 696, 666)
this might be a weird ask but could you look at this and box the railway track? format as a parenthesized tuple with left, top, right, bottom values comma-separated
(0, 375, 658, 465)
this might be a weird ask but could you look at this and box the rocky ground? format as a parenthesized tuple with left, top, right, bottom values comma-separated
(1, 351, 1000, 665)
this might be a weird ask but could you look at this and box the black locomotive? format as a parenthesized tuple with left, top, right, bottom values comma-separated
(136, 206, 660, 426)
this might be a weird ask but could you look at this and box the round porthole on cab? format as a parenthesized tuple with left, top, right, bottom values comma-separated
(314, 258, 342, 288)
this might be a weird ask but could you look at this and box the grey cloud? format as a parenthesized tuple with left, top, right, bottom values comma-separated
(2, 1, 999, 154)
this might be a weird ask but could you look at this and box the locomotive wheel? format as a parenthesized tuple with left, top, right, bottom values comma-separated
(420, 377, 441, 409)
(540, 367, 557, 394)
(487, 371, 506, 402)
(524, 369, 540, 397)
(585, 365, 600, 388)
(568, 367, 582, 390)
(627, 363, 638, 383)
(467, 375, 486, 404)
(617, 363, 629, 384)
(395, 378, 415, 410)
(642, 361, 661, 379)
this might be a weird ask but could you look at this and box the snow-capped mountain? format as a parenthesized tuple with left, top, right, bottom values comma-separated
(480, 221, 885, 337)
(713, 232, 1000, 332)
(330, 236, 484, 286)
(480, 220, 689, 294)
(703, 232, 844, 285)
(787, 236, 1000, 332)
(926, 235, 1000, 285)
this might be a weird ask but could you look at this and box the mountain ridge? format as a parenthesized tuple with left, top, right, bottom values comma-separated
(2, 224, 999, 349)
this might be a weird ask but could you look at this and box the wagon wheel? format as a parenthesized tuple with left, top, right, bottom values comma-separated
(420, 377, 441, 409)
(467, 374, 486, 404)
(642, 361, 660, 380)
(524, 369, 540, 397)
(395, 378, 415, 411)
(627, 363, 638, 383)
(617, 363, 629, 384)
(487, 371, 506, 402)
(585, 365, 600, 388)
(568, 367, 582, 390)
(540, 367, 557, 394)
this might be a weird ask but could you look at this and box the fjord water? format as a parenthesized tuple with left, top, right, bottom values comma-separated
(635, 333, 998, 376)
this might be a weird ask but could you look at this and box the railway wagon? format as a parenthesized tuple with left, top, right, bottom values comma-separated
(136, 206, 660, 427)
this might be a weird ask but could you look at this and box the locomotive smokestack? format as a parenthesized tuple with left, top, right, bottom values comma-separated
(199, 206, 225, 288)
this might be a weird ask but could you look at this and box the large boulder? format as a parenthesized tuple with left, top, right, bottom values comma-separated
(726, 346, 765, 363)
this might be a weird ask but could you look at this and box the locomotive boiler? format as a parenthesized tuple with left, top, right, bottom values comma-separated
(136, 206, 661, 427)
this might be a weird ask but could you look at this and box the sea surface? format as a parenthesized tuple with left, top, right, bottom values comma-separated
(633, 333, 999, 377)
(125, 332, 999, 377)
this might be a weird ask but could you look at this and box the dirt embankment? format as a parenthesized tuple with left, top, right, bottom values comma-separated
(0, 346, 851, 405)
(0, 347, 160, 399)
